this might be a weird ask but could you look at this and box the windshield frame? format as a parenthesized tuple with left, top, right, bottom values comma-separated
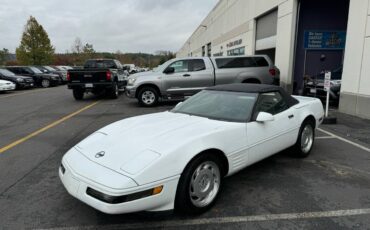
(171, 90, 258, 123)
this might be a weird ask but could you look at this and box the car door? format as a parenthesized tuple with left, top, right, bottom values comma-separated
(163, 59, 213, 97)
(247, 91, 299, 164)
(186, 59, 213, 93)
(162, 59, 193, 97)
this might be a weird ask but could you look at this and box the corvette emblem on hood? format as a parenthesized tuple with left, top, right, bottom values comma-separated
(95, 151, 105, 158)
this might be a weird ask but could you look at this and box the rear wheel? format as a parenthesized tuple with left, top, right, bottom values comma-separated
(73, 89, 84, 100)
(292, 120, 315, 158)
(138, 87, 159, 107)
(41, 79, 50, 88)
(110, 82, 119, 99)
(175, 153, 223, 214)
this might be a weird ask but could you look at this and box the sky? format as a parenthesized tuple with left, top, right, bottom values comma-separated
(0, 0, 218, 54)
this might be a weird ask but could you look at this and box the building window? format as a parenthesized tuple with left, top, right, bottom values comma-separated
(202, 46, 205, 57)
(213, 52, 223, 57)
(227, 47, 245, 56)
(207, 43, 212, 57)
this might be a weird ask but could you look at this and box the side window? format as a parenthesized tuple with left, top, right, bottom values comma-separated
(253, 57, 269, 67)
(254, 92, 289, 116)
(168, 60, 189, 73)
(215, 57, 256, 69)
(189, 59, 206, 71)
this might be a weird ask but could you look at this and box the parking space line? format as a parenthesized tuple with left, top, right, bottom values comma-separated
(315, 136, 336, 139)
(0, 88, 52, 99)
(0, 101, 100, 154)
(38, 208, 370, 230)
(318, 128, 370, 153)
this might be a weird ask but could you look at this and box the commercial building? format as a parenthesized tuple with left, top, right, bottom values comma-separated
(177, 0, 370, 119)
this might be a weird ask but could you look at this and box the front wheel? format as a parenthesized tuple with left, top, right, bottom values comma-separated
(138, 87, 159, 107)
(73, 89, 84, 100)
(175, 153, 223, 214)
(41, 79, 50, 88)
(292, 120, 315, 158)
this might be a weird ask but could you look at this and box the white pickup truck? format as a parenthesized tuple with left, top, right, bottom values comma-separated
(126, 55, 280, 106)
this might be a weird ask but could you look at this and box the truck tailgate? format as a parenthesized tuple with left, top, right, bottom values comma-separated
(68, 69, 108, 83)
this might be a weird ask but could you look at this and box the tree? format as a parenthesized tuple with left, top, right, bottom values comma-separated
(71, 37, 83, 54)
(16, 16, 55, 65)
(0, 48, 9, 65)
(83, 43, 95, 57)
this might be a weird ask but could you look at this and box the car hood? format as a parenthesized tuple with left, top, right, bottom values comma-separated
(74, 111, 224, 178)
(0, 79, 13, 84)
(129, 71, 161, 82)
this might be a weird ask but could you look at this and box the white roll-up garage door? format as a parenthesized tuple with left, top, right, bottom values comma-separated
(255, 10, 278, 51)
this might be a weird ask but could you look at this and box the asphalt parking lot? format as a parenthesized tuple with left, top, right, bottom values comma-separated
(1, 86, 370, 230)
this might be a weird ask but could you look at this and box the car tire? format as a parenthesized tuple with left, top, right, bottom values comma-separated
(73, 89, 84, 100)
(292, 119, 315, 158)
(110, 82, 119, 99)
(175, 153, 223, 215)
(41, 79, 50, 88)
(138, 87, 158, 107)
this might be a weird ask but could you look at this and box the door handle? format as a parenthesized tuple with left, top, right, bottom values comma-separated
(288, 114, 294, 119)
(182, 74, 191, 77)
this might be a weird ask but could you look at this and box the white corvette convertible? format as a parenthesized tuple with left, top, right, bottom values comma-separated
(60, 84, 324, 214)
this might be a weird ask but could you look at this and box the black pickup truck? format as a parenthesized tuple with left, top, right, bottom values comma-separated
(67, 59, 128, 100)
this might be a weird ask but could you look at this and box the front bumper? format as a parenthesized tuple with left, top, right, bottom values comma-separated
(18, 82, 34, 89)
(0, 84, 16, 91)
(59, 149, 178, 214)
(125, 85, 137, 98)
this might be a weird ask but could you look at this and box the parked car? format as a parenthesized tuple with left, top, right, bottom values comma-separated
(123, 64, 137, 74)
(0, 68, 34, 89)
(60, 84, 324, 215)
(126, 55, 280, 106)
(34, 66, 67, 84)
(6, 66, 61, 88)
(303, 67, 342, 104)
(0, 79, 16, 92)
(56, 65, 73, 71)
(67, 59, 128, 100)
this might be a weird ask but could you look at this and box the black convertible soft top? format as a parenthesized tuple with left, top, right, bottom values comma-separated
(206, 83, 299, 107)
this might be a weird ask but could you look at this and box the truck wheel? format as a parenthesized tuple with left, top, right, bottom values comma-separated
(41, 79, 50, 88)
(138, 87, 158, 107)
(292, 120, 315, 158)
(73, 89, 84, 100)
(175, 153, 223, 215)
(110, 82, 119, 99)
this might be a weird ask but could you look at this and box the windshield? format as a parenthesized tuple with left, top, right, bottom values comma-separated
(172, 90, 257, 122)
(30, 67, 43, 74)
(0, 69, 16, 77)
(44, 66, 56, 71)
(154, 59, 173, 72)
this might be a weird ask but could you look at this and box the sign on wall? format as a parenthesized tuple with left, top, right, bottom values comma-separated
(304, 31, 346, 50)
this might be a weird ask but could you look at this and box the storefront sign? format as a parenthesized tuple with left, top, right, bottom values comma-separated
(304, 31, 346, 49)
(226, 39, 242, 48)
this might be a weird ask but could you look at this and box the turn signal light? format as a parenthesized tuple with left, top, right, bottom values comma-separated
(106, 71, 112, 81)
(152, 186, 163, 195)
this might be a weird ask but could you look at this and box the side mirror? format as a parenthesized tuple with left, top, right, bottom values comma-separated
(256, 112, 274, 123)
(164, 67, 175, 74)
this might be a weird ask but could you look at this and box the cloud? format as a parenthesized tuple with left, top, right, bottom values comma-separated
(0, 0, 218, 53)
